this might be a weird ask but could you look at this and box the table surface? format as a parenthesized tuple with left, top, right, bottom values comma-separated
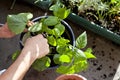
(0, 0, 120, 80)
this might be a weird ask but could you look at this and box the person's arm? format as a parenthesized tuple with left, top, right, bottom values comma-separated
(0, 23, 15, 38)
(0, 34, 49, 80)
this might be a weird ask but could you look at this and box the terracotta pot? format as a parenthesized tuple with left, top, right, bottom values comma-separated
(56, 74, 87, 80)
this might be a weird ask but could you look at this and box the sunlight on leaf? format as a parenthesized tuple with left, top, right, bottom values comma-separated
(76, 31, 87, 49)
(54, 23, 65, 37)
(54, 8, 70, 19)
(7, 13, 33, 34)
(57, 65, 77, 74)
(74, 61, 88, 73)
(28, 22, 42, 32)
(59, 54, 71, 63)
(47, 35, 56, 46)
(57, 38, 70, 46)
(74, 48, 87, 61)
(84, 48, 96, 59)
(44, 16, 59, 26)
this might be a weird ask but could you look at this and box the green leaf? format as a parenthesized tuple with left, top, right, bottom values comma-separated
(76, 31, 87, 49)
(84, 48, 96, 59)
(56, 45, 74, 60)
(53, 24, 65, 37)
(54, 8, 70, 19)
(57, 38, 70, 46)
(56, 65, 72, 74)
(74, 48, 87, 61)
(49, 3, 70, 19)
(18, 13, 33, 20)
(56, 45, 67, 54)
(32, 56, 51, 71)
(43, 27, 54, 35)
(74, 61, 88, 73)
(7, 13, 33, 34)
(28, 22, 42, 32)
(111, 0, 117, 3)
(49, 4, 60, 11)
(53, 54, 61, 64)
(43, 16, 59, 26)
(47, 35, 56, 46)
(12, 50, 21, 60)
(56, 60, 88, 74)
(59, 54, 71, 63)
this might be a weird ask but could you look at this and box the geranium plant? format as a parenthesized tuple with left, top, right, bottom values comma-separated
(8, 3, 96, 74)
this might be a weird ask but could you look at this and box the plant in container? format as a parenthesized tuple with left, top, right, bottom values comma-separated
(60, 0, 120, 44)
(7, 4, 96, 75)
(23, 0, 120, 44)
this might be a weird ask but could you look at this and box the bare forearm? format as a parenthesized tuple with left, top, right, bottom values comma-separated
(0, 27, 4, 38)
(0, 49, 36, 80)
(0, 23, 15, 38)
(0, 34, 49, 80)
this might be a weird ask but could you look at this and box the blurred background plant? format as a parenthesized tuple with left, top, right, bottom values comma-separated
(59, 0, 120, 34)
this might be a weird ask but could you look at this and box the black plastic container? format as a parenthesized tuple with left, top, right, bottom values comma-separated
(20, 16, 75, 69)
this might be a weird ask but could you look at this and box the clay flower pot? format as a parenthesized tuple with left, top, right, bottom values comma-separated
(56, 74, 87, 80)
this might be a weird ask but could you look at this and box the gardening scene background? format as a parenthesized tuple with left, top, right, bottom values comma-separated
(0, 0, 120, 80)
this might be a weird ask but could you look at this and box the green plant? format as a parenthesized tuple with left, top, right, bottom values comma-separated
(107, 0, 120, 18)
(60, 0, 120, 34)
(8, 3, 96, 74)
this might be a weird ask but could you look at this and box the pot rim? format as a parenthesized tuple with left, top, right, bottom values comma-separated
(56, 74, 87, 80)
(31, 15, 75, 46)
(0, 23, 4, 27)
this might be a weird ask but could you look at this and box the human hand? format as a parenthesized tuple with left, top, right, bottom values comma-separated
(23, 34, 49, 59)
(0, 23, 28, 38)
(0, 23, 15, 38)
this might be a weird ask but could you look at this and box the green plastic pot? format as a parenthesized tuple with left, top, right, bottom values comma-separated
(22, 0, 52, 10)
(68, 13, 120, 45)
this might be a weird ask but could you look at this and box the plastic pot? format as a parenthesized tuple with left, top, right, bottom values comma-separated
(20, 16, 75, 69)
(56, 74, 87, 80)
(22, 0, 51, 10)
(68, 13, 120, 45)
(0, 23, 3, 27)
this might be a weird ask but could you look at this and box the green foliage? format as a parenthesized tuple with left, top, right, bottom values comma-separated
(107, 0, 120, 18)
(49, 3, 70, 19)
(32, 56, 51, 71)
(43, 16, 59, 26)
(28, 22, 42, 32)
(84, 48, 96, 59)
(9, 3, 95, 74)
(61, 0, 120, 27)
(12, 50, 21, 60)
(7, 13, 33, 34)
(76, 31, 87, 49)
